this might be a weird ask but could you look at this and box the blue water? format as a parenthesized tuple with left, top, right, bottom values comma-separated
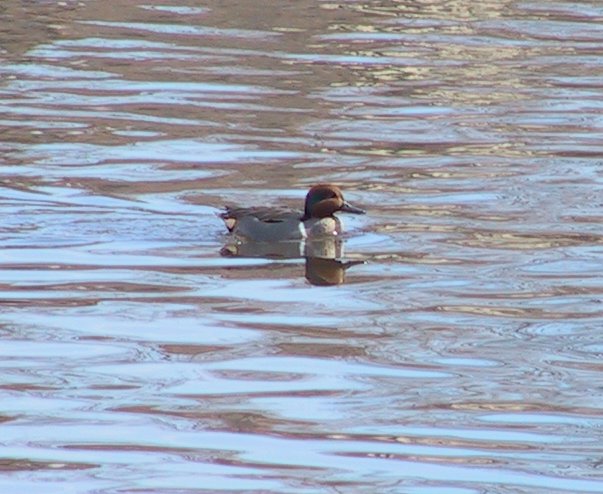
(1, 0, 603, 492)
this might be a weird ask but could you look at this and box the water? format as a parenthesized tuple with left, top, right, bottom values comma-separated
(1, 0, 603, 492)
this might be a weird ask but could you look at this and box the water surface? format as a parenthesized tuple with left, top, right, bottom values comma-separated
(1, 0, 603, 492)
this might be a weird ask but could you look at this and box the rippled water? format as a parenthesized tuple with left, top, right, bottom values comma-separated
(2, 0, 603, 492)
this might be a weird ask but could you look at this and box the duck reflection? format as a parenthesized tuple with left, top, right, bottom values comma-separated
(220, 236, 364, 286)
(304, 256, 364, 286)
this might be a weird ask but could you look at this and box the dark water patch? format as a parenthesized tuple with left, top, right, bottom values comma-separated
(2, 0, 603, 492)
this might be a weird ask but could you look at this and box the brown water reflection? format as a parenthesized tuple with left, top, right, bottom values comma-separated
(2, 0, 603, 492)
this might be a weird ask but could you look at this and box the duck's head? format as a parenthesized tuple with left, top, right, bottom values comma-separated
(303, 184, 365, 220)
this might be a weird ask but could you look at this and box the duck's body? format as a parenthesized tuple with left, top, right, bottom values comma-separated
(220, 184, 364, 242)
(221, 206, 335, 241)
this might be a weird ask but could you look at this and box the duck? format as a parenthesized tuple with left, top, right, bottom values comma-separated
(220, 184, 365, 242)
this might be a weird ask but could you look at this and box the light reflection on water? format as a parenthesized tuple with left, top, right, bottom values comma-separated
(1, 0, 603, 492)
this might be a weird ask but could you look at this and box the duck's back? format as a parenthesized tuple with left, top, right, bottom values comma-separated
(220, 206, 305, 242)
